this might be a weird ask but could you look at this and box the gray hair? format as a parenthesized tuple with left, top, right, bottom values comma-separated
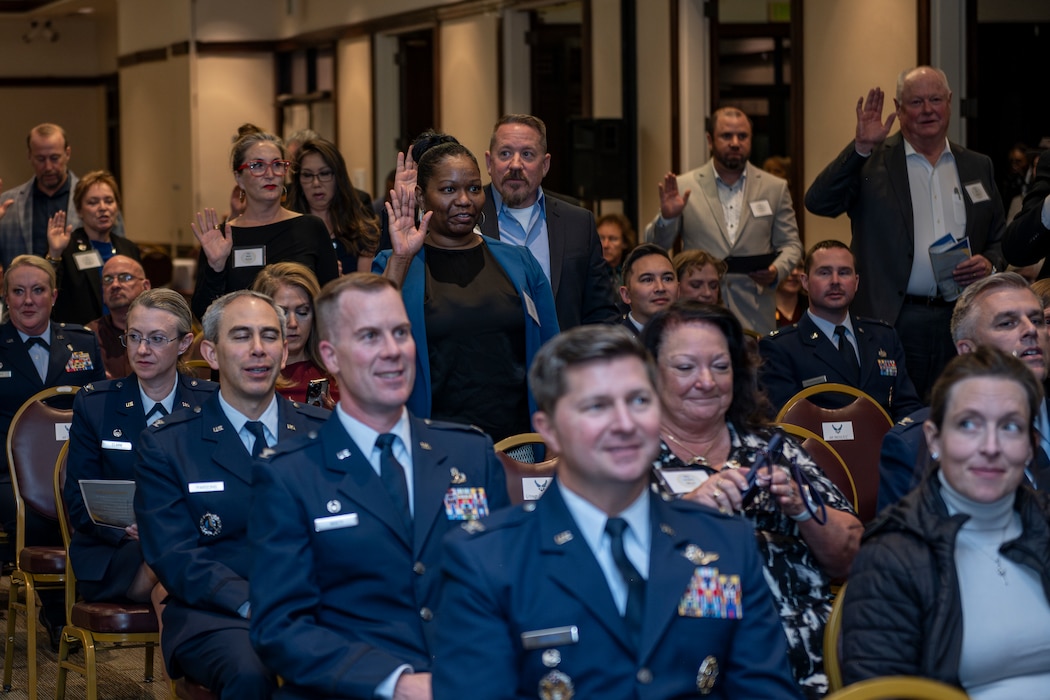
(200, 289, 286, 343)
(896, 66, 952, 103)
(950, 272, 1033, 343)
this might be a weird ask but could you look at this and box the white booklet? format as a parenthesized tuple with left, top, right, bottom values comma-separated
(78, 480, 136, 529)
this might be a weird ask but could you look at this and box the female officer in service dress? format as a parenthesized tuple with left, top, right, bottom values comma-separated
(0, 254, 106, 645)
(64, 288, 216, 604)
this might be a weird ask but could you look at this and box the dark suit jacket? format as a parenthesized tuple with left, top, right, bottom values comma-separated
(65, 373, 217, 583)
(51, 228, 141, 326)
(134, 392, 329, 674)
(432, 481, 802, 699)
(248, 413, 508, 699)
(805, 134, 1006, 324)
(759, 312, 923, 421)
(480, 184, 618, 329)
(1003, 148, 1050, 276)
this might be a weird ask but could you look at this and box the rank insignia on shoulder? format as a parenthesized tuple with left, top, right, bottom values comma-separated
(678, 566, 742, 619)
(460, 520, 486, 534)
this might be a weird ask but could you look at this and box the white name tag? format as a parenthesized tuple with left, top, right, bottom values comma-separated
(313, 513, 359, 532)
(101, 440, 133, 451)
(964, 181, 990, 203)
(188, 481, 225, 493)
(522, 476, 553, 501)
(749, 200, 773, 217)
(821, 421, 855, 442)
(0, 371, 10, 379)
(73, 250, 104, 271)
(55, 423, 71, 441)
(522, 290, 540, 326)
(232, 246, 266, 268)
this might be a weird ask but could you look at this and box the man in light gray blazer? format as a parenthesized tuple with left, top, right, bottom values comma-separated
(645, 107, 803, 335)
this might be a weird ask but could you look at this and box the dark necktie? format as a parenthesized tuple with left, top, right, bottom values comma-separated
(605, 517, 645, 648)
(145, 403, 168, 424)
(24, 336, 49, 351)
(835, 325, 860, 383)
(376, 433, 412, 529)
(244, 420, 268, 458)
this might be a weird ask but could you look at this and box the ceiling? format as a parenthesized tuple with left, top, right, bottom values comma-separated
(0, 0, 114, 16)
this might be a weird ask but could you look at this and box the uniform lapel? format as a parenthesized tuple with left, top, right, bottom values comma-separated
(409, 416, 450, 558)
(854, 316, 877, 385)
(1, 325, 42, 387)
(114, 376, 148, 436)
(199, 395, 253, 485)
(45, 324, 75, 385)
(799, 314, 848, 380)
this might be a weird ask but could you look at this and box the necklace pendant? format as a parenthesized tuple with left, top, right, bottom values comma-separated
(689, 455, 709, 467)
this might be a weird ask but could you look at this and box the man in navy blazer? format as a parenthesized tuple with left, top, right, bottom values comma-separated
(249, 273, 508, 700)
(433, 325, 800, 699)
(135, 290, 328, 698)
(759, 240, 923, 421)
(480, 113, 619, 330)
(805, 66, 1006, 399)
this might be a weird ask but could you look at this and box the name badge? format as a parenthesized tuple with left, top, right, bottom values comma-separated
(801, 375, 828, 388)
(0, 371, 11, 379)
(522, 290, 540, 326)
(232, 246, 266, 268)
(188, 481, 225, 493)
(313, 513, 359, 532)
(521, 626, 579, 650)
(55, 423, 71, 441)
(749, 199, 773, 217)
(963, 181, 990, 204)
(73, 249, 104, 271)
(101, 440, 133, 451)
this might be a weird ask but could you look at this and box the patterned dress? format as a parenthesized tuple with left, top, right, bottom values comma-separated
(652, 423, 855, 699)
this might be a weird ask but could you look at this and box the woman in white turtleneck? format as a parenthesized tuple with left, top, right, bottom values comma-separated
(840, 346, 1050, 698)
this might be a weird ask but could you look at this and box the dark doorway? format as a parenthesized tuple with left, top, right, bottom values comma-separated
(398, 29, 436, 150)
(530, 18, 584, 197)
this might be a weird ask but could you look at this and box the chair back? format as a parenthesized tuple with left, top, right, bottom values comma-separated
(776, 423, 859, 511)
(184, 359, 214, 381)
(824, 676, 969, 700)
(775, 383, 892, 522)
(494, 433, 557, 505)
(53, 441, 80, 625)
(824, 581, 847, 692)
(7, 385, 79, 552)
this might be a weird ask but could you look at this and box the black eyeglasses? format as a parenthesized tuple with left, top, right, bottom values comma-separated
(237, 159, 291, 177)
(121, 332, 179, 349)
(299, 169, 334, 184)
(103, 273, 142, 286)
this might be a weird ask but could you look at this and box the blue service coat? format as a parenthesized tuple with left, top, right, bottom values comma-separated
(248, 412, 508, 700)
(374, 236, 560, 420)
(64, 373, 217, 583)
(134, 392, 328, 674)
(432, 480, 803, 699)
(759, 312, 924, 421)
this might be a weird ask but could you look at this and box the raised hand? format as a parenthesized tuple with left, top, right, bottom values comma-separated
(854, 87, 897, 155)
(394, 145, 418, 194)
(658, 171, 691, 220)
(385, 181, 429, 259)
(46, 210, 73, 259)
(191, 207, 234, 272)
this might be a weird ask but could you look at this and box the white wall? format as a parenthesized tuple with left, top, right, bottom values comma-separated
(635, 0, 673, 229)
(439, 15, 500, 167)
(337, 37, 374, 195)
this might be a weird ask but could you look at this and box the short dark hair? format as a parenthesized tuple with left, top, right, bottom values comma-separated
(489, 114, 548, 154)
(705, 107, 753, 137)
(415, 142, 480, 194)
(529, 325, 655, 415)
(804, 239, 853, 274)
(621, 243, 672, 286)
(314, 272, 401, 343)
(642, 300, 772, 431)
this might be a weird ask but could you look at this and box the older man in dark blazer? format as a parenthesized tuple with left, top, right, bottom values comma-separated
(249, 273, 508, 700)
(433, 325, 801, 700)
(135, 290, 328, 698)
(806, 66, 1006, 399)
(480, 113, 619, 330)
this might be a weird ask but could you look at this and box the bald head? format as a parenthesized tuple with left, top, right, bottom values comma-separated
(102, 255, 150, 313)
(894, 66, 952, 150)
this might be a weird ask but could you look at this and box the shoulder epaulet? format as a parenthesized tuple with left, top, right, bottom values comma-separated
(856, 316, 894, 329)
(288, 401, 331, 420)
(57, 323, 96, 335)
(149, 405, 201, 431)
(766, 323, 799, 339)
(459, 501, 534, 537)
(422, 418, 487, 435)
(259, 430, 319, 461)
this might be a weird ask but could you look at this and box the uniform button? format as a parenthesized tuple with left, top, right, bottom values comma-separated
(419, 607, 433, 621)
(637, 668, 653, 684)
(413, 562, 426, 575)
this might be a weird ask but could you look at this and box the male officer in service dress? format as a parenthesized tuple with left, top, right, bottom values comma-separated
(248, 273, 508, 700)
(432, 325, 801, 699)
(134, 290, 329, 698)
(759, 240, 924, 419)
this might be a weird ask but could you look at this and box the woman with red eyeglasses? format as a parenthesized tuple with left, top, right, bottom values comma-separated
(190, 124, 338, 321)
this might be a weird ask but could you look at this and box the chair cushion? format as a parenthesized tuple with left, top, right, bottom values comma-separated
(70, 600, 158, 634)
(18, 546, 66, 574)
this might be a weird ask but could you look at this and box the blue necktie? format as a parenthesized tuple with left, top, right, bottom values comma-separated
(376, 433, 411, 529)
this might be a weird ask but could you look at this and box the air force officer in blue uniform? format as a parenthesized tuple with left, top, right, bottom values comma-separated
(249, 273, 508, 700)
(433, 326, 801, 699)
(135, 290, 328, 698)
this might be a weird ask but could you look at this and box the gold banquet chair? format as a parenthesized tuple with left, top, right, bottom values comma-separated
(823, 582, 848, 692)
(493, 433, 558, 506)
(775, 423, 859, 511)
(825, 676, 970, 700)
(775, 384, 893, 523)
(3, 385, 79, 696)
(54, 442, 159, 699)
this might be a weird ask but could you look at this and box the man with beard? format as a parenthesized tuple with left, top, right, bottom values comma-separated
(645, 107, 802, 335)
(479, 114, 618, 329)
(759, 240, 922, 421)
(86, 255, 151, 378)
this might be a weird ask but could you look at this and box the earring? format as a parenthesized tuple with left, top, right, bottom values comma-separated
(930, 451, 940, 461)
(478, 210, 487, 227)
(238, 188, 245, 203)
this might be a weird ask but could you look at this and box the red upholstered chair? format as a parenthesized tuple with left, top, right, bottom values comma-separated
(776, 423, 859, 511)
(493, 433, 558, 506)
(775, 384, 893, 523)
(53, 441, 159, 699)
(3, 385, 78, 696)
